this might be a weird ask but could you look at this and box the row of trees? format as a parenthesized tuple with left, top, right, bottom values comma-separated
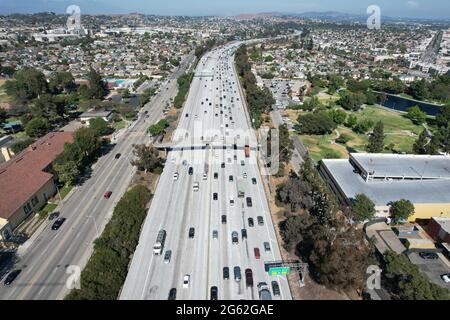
(235, 45, 275, 128)
(66, 185, 152, 300)
(173, 72, 193, 109)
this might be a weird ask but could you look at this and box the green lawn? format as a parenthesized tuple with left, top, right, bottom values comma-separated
(113, 119, 127, 130)
(59, 185, 73, 200)
(38, 203, 58, 220)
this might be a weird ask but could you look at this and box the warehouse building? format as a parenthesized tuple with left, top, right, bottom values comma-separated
(320, 153, 450, 222)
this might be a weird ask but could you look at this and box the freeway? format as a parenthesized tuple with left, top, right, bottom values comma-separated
(120, 44, 292, 300)
(0, 53, 195, 300)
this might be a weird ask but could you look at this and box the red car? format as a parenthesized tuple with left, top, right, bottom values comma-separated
(104, 191, 112, 199)
(254, 248, 260, 259)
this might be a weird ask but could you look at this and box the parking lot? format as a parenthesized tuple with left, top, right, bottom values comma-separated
(407, 251, 450, 289)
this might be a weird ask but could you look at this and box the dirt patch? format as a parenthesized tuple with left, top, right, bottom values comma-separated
(130, 171, 160, 194)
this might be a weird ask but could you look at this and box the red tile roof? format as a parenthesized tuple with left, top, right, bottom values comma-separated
(0, 132, 73, 220)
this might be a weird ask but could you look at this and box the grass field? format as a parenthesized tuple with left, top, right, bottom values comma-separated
(290, 104, 423, 161)
(0, 79, 12, 104)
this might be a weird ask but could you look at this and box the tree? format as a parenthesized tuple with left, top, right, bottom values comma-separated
(11, 138, 35, 154)
(4, 67, 48, 101)
(406, 105, 427, 125)
(409, 79, 429, 101)
(49, 71, 75, 93)
(53, 160, 81, 186)
(89, 118, 110, 136)
(367, 121, 385, 153)
(352, 194, 376, 222)
(0, 108, 7, 127)
(390, 199, 414, 222)
(25, 117, 49, 138)
(346, 114, 358, 128)
(413, 130, 429, 154)
(328, 109, 347, 125)
(73, 127, 101, 161)
(84, 68, 108, 99)
(130, 144, 162, 173)
(298, 111, 337, 135)
(148, 119, 169, 136)
(279, 124, 293, 163)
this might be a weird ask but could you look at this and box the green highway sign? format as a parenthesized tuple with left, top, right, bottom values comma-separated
(268, 267, 290, 275)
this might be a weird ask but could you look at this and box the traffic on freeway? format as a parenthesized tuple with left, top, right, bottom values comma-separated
(120, 43, 292, 300)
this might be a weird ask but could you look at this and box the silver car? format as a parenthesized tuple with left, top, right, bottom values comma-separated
(164, 250, 172, 264)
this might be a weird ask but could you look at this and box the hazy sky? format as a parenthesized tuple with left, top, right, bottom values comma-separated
(0, 0, 449, 19)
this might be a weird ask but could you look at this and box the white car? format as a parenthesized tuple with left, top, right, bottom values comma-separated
(183, 274, 190, 288)
(173, 172, 179, 181)
(441, 273, 450, 283)
(243, 172, 247, 179)
(230, 197, 235, 206)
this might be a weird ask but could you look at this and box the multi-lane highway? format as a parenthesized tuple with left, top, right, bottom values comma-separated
(0, 53, 195, 300)
(120, 44, 292, 300)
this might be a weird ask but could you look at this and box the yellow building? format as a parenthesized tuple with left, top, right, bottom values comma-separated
(320, 153, 450, 222)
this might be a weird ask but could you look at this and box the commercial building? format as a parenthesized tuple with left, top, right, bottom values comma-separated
(427, 217, 450, 243)
(320, 153, 450, 221)
(0, 132, 73, 240)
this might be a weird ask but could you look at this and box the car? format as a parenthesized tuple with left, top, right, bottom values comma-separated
(210, 286, 218, 300)
(229, 175, 233, 182)
(213, 230, 218, 239)
(193, 182, 199, 191)
(241, 229, 247, 239)
(240, 160, 245, 166)
(221, 215, 227, 224)
(232, 231, 239, 244)
(271, 281, 280, 296)
(173, 172, 179, 180)
(221, 162, 225, 168)
(188, 167, 193, 175)
(441, 273, 450, 283)
(245, 269, 254, 287)
(185, 113, 189, 118)
(257, 216, 264, 225)
(164, 250, 172, 264)
(183, 274, 190, 288)
(252, 178, 257, 185)
(213, 192, 218, 201)
(189, 227, 195, 238)
(214, 172, 218, 179)
(230, 198, 235, 206)
(51, 217, 66, 230)
(254, 247, 261, 259)
(104, 191, 112, 199)
(223, 267, 230, 280)
(248, 217, 254, 227)
(168, 288, 177, 300)
(233, 266, 241, 281)
(115, 153, 121, 159)
(264, 242, 271, 252)
(4, 270, 21, 285)
(243, 172, 247, 179)
(419, 252, 439, 260)
(48, 211, 60, 221)
(246, 197, 253, 207)
(203, 173, 207, 180)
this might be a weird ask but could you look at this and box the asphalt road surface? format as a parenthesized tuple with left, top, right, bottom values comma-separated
(0, 54, 195, 300)
(120, 43, 292, 300)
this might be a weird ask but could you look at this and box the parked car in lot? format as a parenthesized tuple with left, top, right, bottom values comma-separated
(4, 270, 21, 285)
(257, 216, 264, 225)
(263, 242, 271, 252)
(245, 269, 254, 287)
(271, 281, 280, 296)
(232, 231, 239, 244)
(51, 217, 66, 230)
(104, 191, 112, 199)
(189, 227, 195, 238)
(441, 273, 450, 283)
(168, 288, 177, 300)
(210, 286, 218, 300)
(419, 252, 439, 260)
(164, 250, 172, 264)
(223, 267, 229, 280)
(254, 247, 260, 259)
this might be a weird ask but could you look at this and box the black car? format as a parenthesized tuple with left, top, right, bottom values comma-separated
(221, 162, 225, 168)
(271, 281, 280, 296)
(252, 178, 257, 185)
(185, 113, 189, 118)
(257, 216, 264, 226)
(241, 229, 247, 239)
(214, 172, 218, 179)
(246, 197, 253, 207)
(419, 252, 439, 260)
(168, 288, 177, 300)
(48, 211, 60, 221)
(223, 267, 229, 280)
(51, 217, 66, 230)
(221, 215, 227, 224)
(4, 270, 21, 285)
(210, 286, 218, 300)
(248, 217, 254, 227)
(229, 175, 233, 182)
(115, 153, 121, 159)
(213, 193, 218, 200)
(188, 167, 194, 175)
(189, 227, 195, 238)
